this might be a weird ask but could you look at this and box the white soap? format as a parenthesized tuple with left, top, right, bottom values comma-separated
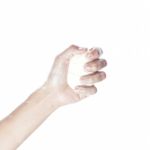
(68, 53, 88, 88)
(67, 47, 103, 88)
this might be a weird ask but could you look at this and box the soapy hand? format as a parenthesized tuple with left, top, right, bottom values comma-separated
(43, 45, 107, 106)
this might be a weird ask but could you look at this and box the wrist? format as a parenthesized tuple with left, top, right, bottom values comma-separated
(37, 84, 61, 109)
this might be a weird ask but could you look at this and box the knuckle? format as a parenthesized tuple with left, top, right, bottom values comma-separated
(68, 44, 78, 49)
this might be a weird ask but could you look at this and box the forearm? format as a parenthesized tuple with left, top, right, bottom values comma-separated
(0, 86, 59, 150)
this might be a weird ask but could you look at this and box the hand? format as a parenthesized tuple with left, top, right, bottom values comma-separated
(0, 45, 107, 150)
(42, 45, 107, 106)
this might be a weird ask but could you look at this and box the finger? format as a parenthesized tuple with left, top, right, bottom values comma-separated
(49, 45, 88, 85)
(74, 85, 97, 100)
(59, 45, 88, 61)
(80, 71, 106, 85)
(85, 47, 103, 61)
(84, 59, 107, 72)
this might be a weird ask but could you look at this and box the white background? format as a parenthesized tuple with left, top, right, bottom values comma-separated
(0, 0, 150, 149)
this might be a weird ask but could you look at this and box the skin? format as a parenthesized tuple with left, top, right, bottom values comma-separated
(0, 45, 107, 149)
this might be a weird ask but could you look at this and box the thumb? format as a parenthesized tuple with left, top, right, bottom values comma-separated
(74, 85, 97, 100)
(48, 45, 88, 86)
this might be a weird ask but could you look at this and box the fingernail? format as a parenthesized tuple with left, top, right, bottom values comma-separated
(92, 47, 103, 56)
(98, 48, 103, 55)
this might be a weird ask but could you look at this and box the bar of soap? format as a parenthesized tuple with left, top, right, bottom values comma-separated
(68, 53, 88, 88)
(68, 47, 103, 88)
